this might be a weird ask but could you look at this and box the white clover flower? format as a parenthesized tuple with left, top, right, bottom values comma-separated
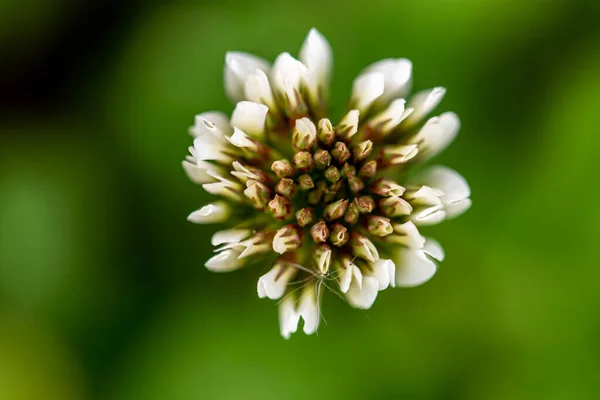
(184, 29, 471, 338)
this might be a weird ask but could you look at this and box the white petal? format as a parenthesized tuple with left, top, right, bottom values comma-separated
(445, 198, 472, 218)
(182, 160, 212, 184)
(394, 248, 438, 287)
(415, 166, 471, 218)
(205, 249, 244, 272)
(316, 247, 332, 274)
(211, 229, 252, 246)
(404, 87, 446, 127)
(279, 296, 300, 339)
(411, 206, 447, 226)
(337, 109, 360, 140)
(409, 112, 460, 159)
(257, 264, 297, 300)
(298, 284, 320, 335)
(227, 127, 255, 150)
(339, 264, 353, 294)
(346, 276, 379, 309)
(189, 112, 230, 140)
(423, 238, 445, 262)
(390, 221, 425, 248)
(429, 112, 460, 157)
(370, 259, 396, 290)
(230, 101, 268, 139)
(244, 69, 277, 110)
(367, 98, 409, 134)
(300, 28, 332, 103)
(362, 58, 412, 106)
(224, 52, 270, 103)
(351, 72, 384, 113)
(202, 169, 243, 200)
(271, 52, 308, 110)
(193, 134, 231, 162)
(406, 185, 444, 206)
(187, 202, 229, 224)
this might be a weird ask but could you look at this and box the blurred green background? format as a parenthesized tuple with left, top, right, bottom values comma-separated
(1, 0, 600, 399)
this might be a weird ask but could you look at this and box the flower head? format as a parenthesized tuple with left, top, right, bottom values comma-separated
(184, 28, 471, 338)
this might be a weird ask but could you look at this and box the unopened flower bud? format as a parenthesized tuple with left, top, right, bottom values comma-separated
(295, 207, 315, 227)
(350, 232, 379, 262)
(271, 159, 294, 178)
(244, 180, 271, 209)
(370, 178, 405, 197)
(354, 195, 375, 214)
(292, 117, 317, 151)
(331, 142, 351, 164)
(268, 194, 292, 219)
(352, 140, 373, 163)
(273, 224, 302, 254)
(336, 109, 359, 141)
(341, 163, 356, 178)
(344, 202, 359, 225)
(347, 175, 365, 194)
(317, 118, 335, 146)
(297, 174, 314, 190)
(293, 151, 313, 172)
(366, 215, 393, 237)
(275, 178, 297, 198)
(313, 149, 331, 170)
(358, 160, 377, 179)
(324, 166, 341, 183)
(323, 181, 343, 203)
(314, 244, 332, 274)
(382, 144, 419, 166)
(310, 220, 330, 243)
(307, 180, 327, 205)
(324, 199, 348, 221)
(330, 223, 349, 247)
(378, 196, 412, 217)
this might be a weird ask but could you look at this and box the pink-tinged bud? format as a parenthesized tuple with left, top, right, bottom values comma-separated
(365, 215, 394, 237)
(310, 220, 330, 243)
(272, 224, 302, 254)
(358, 160, 377, 179)
(378, 196, 412, 217)
(268, 194, 292, 219)
(370, 178, 405, 197)
(317, 118, 335, 146)
(275, 178, 297, 199)
(341, 163, 356, 178)
(292, 117, 317, 151)
(244, 180, 271, 209)
(352, 140, 373, 163)
(330, 223, 349, 247)
(350, 232, 379, 262)
(297, 174, 315, 190)
(295, 207, 315, 227)
(344, 202, 359, 225)
(313, 149, 332, 170)
(293, 151, 314, 172)
(331, 141, 351, 164)
(271, 159, 294, 178)
(324, 166, 341, 183)
(324, 199, 348, 221)
(354, 195, 375, 214)
(347, 175, 365, 194)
